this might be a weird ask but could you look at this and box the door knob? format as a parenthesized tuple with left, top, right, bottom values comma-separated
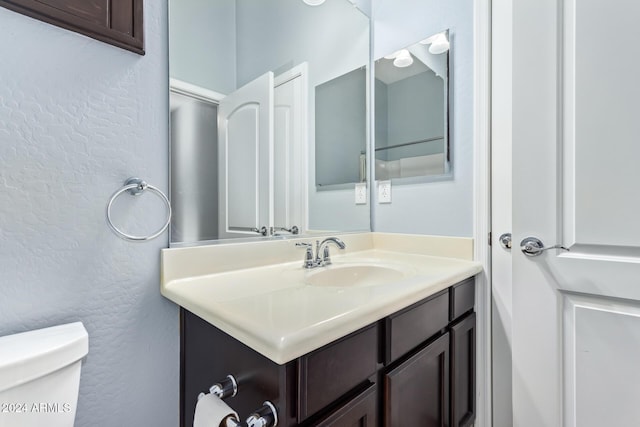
(250, 226, 268, 236)
(498, 233, 512, 249)
(520, 237, 569, 257)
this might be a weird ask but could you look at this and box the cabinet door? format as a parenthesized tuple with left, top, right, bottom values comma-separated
(0, 0, 144, 54)
(311, 384, 377, 427)
(384, 333, 450, 427)
(298, 325, 378, 422)
(451, 312, 476, 427)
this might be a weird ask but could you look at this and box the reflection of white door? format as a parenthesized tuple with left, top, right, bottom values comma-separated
(218, 72, 274, 239)
(273, 64, 308, 236)
(512, 1, 640, 426)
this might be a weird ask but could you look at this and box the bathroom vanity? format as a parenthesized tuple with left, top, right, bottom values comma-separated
(161, 233, 481, 427)
(181, 277, 475, 427)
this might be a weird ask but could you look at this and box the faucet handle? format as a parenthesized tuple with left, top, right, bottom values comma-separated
(318, 237, 346, 266)
(295, 242, 316, 269)
(321, 245, 332, 265)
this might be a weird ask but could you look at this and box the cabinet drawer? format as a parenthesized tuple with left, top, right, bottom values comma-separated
(449, 278, 475, 321)
(384, 289, 449, 364)
(309, 383, 377, 427)
(298, 324, 378, 422)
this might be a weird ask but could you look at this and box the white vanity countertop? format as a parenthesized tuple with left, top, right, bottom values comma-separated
(161, 233, 482, 364)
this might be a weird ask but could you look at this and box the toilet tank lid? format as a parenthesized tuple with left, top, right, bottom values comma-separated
(0, 322, 88, 394)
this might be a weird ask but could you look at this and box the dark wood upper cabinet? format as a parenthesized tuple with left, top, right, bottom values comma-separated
(0, 0, 144, 54)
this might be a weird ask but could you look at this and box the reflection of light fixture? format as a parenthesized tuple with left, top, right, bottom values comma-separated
(384, 50, 403, 60)
(419, 34, 439, 45)
(393, 49, 413, 67)
(303, 0, 325, 5)
(428, 33, 450, 54)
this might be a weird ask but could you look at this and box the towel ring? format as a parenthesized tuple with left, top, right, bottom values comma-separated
(106, 177, 172, 242)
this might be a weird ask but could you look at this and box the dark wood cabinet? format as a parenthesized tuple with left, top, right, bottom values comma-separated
(384, 333, 450, 427)
(309, 384, 377, 427)
(0, 0, 144, 54)
(298, 325, 378, 422)
(181, 278, 476, 427)
(450, 312, 476, 427)
(383, 289, 449, 364)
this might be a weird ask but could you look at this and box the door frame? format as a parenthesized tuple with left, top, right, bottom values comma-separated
(473, 0, 493, 426)
(273, 63, 310, 236)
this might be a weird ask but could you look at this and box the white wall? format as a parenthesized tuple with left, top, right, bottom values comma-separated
(315, 68, 367, 186)
(169, 0, 236, 94)
(383, 71, 445, 160)
(372, 0, 474, 237)
(0, 5, 178, 427)
(235, 0, 369, 89)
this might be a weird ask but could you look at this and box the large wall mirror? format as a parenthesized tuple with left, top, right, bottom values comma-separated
(374, 31, 450, 182)
(168, 0, 370, 245)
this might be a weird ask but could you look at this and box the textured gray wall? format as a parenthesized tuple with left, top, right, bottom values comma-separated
(0, 4, 179, 427)
(373, 0, 473, 237)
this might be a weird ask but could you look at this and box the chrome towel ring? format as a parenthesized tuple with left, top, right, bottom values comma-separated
(106, 177, 172, 242)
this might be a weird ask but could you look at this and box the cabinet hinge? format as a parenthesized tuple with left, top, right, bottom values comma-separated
(488, 231, 492, 246)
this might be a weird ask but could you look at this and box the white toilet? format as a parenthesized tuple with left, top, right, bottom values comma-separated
(0, 322, 88, 427)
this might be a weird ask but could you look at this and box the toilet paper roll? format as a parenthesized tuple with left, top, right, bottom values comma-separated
(193, 393, 239, 427)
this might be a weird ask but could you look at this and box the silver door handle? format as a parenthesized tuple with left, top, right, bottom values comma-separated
(250, 226, 268, 236)
(499, 233, 512, 249)
(271, 226, 299, 235)
(520, 237, 569, 257)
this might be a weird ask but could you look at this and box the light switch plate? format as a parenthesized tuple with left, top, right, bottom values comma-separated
(378, 180, 391, 203)
(355, 183, 367, 204)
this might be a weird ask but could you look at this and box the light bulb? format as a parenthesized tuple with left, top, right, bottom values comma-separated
(303, 0, 325, 5)
(393, 50, 413, 68)
(428, 33, 450, 54)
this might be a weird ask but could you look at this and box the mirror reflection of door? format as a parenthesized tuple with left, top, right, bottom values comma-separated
(170, 66, 309, 244)
(168, 0, 370, 245)
(218, 71, 274, 239)
(273, 64, 308, 237)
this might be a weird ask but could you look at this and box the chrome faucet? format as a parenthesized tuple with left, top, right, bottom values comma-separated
(316, 237, 346, 266)
(295, 237, 346, 269)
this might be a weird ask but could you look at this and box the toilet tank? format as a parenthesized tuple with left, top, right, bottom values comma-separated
(0, 322, 88, 427)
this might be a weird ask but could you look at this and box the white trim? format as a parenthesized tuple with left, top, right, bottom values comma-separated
(274, 63, 310, 235)
(473, 0, 493, 426)
(169, 78, 226, 104)
(563, 293, 640, 427)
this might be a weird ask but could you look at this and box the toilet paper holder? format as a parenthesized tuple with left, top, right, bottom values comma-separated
(235, 401, 278, 427)
(209, 374, 238, 400)
(198, 374, 278, 427)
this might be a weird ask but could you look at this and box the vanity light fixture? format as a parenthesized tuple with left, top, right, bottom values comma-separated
(393, 49, 413, 68)
(303, 0, 326, 5)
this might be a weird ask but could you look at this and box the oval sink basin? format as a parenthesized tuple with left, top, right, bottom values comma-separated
(305, 264, 406, 287)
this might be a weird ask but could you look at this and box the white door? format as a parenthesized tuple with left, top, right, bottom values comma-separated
(512, 1, 640, 426)
(490, 0, 513, 424)
(218, 72, 274, 239)
(273, 64, 308, 237)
